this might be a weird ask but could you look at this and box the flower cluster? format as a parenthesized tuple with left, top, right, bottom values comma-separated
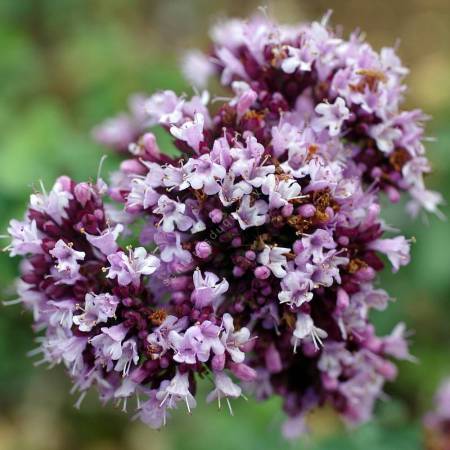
(5, 13, 439, 438)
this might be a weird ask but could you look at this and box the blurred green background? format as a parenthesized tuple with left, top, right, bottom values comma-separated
(0, 1, 449, 449)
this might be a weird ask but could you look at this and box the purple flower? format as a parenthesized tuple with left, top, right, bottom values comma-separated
(145, 90, 183, 125)
(281, 45, 315, 73)
(261, 174, 302, 209)
(135, 390, 167, 429)
(147, 315, 189, 357)
(154, 231, 192, 264)
(115, 338, 139, 376)
(381, 323, 415, 361)
(278, 271, 314, 307)
(424, 378, 450, 429)
(301, 229, 336, 263)
(368, 122, 402, 153)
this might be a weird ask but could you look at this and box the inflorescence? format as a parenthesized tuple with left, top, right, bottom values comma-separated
(4, 12, 442, 438)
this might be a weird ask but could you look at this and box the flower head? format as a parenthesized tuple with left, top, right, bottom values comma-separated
(4, 11, 439, 439)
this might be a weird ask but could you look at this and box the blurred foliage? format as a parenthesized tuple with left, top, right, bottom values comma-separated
(0, 1, 449, 449)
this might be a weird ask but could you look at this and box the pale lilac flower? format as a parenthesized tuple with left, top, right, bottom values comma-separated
(231, 195, 268, 229)
(45, 299, 76, 329)
(7, 219, 42, 256)
(73, 293, 119, 332)
(257, 245, 290, 278)
(261, 174, 302, 209)
(107, 247, 160, 287)
(85, 224, 123, 256)
(154, 231, 192, 264)
(206, 372, 242, 414)
(282, 414, 309, 440)
(301, 229, 336, 263)
(170, 113, 205, 152)
(191, 269, 229, 309)
(147, 315, 189, 357)
(157, 371, 197, 413)
(115, 339, 139, 376)
(170, 321, 224, 364)
(368, 122, 402, 153)
(281, 45, 315, 73)
(278, 271, 314, 307)
(145, 90, 184, 125)
(367, 236, 410, 272)
(29, 177, 73, 224)
(126, 165, 164, 211)
(136, 390, 167, 428)
(220, 313, 251, 363)
(50, 240, 85, 283)
(182, 50, 215, 88)
(180, 154, 226, 195)
(382, 323, 415, 361)
(216, 47, 248, 84)
(293, 313, 328, 351)
(218, 174, 252, 206)
(424, 378, 450, 428)
(90, 324, 128, 363)
(153, 195, 194, 232)
(313, 97, 350, 137)
(6, 12, 440, 437)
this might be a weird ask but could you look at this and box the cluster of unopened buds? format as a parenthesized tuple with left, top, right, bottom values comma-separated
(4, 12, 442, 438)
